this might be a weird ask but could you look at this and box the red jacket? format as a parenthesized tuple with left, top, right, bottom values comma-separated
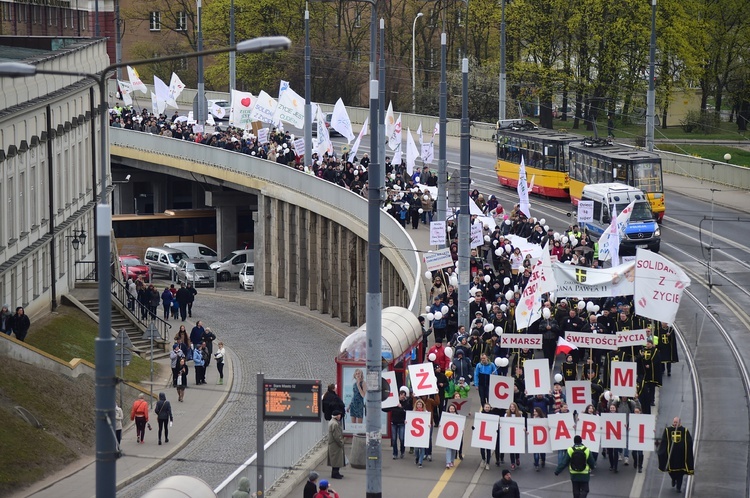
(131, 399, 149, 421)
(427, 344, 451, 371)
(314, 490, 339, 498)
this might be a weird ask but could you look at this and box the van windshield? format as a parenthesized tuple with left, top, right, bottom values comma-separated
(168, 253, 186, 264)
(614, 201, 654, 222)
(219, 253, 235, 263)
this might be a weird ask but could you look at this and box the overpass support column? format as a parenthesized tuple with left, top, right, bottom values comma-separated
(298, 208, 310, 307)
(308, 212, 320, 311)
(286, 203, 299, 304)
(330, 224, 340, 320)
(215, 205, 238, 259)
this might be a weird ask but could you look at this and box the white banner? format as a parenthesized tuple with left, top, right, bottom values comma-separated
(600, 413, 627, 448)
(349, 117, 367, 159)
(548, 413, 575, 451)
(489, 375, 514, 409)
(405, 127, 420, 176)
(515, 249, 556, 331)
(273, 84, 305, 129)
(127, 66, 148, 94)
(153, 75, 176, 108)
(423, 248, 454, 271)
(552, 262, 635, 298)
(499, 417, 526, 453)
(627, 414, 656, 451)
(634, 249, 691, 325)
(435, 413, 466, 450)
(421, 142, 434, 164)
(315, 105, 332, 157)
(168, 72, 185, 102)
(257, 128, 269, 144)
(385, 100, 395, 138)
(617, 329, 649, 347)
(610, 362, 638, 397)
(470, 222, 484, 248)
(499, 334, 543, 349)
(524, 359, 551, 395)
(429, 221, 446, 246)
(564, 331, 618, 351)
(577, 200, 594, 222)
(576, 413, 601, 452)
(408, 362, 439, 396)
(250, 90, 277, 124)
(470, 413, 499, 450)
(229, 90, 256, 130)
(388, 114, 402, 150)
(330, 98, 355, 142)
(405, 411, 432, 448)
(527, 418, 552, 453)
(292, 137, 305, 155)
(565, 381, 591, 415)
(517, 156, 531, 218)
(381, 370, 399, 409)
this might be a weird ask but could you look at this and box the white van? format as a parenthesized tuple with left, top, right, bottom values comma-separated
(579, 183, 661, 255)
(163, 242, 218, 263)
(239, 263, 255, 291)
(210, 249, 254, 281)
(144, 247, 189, 277)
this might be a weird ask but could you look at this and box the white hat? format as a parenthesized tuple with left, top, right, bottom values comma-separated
(399, 386, 410, 394)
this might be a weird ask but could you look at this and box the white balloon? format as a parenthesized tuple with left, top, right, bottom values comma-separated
(500, 304, 507, 312)
(495, 248, 503, 256)
(468, 297, 475, 303)
(554, 232, 560, 241)
(542, 308, 551, 319)
(493, 239, 499, 246)
(390, 173, 396, 180)
(450, 275, 459, 287)
(514, 285, 519, 292)
(577, 301, 586, 310)
(423, 195, 430, 200)
(503, 277, 511, 285)
(444, 346, 454, 359)
(441, 305, 449, 314)
(570, 237, 578, 246)
(418, 208, 424, 214)
(425, 271, 433, 280)
(426, 313, 435, 320)
(505, 290, 514, 301)
(415, 176, 420, 183)
(586, 301, 595, 312)
(425, 306, 431, 313)
(404, 202, 409, 208)
(544, 225, 549, 231)
(498, 357, 509, 367)
(494, 357, 503, 367)
(484, 323, 495, 333)
(470, 287, 478, 296)
(505, 245, 512, 253)
(593, 305, 600, 313)
(554, 373, 563, 383)
(562, 236, 569, 244)
(604, 390, 612, 401)
(484, 275, 491, 283)
(505, 219, 511, 225)
(540, 218, 546, 225)
(484, 235, 491, 243)
(434, 311, 443, 320)
(428, 353, 437, 362)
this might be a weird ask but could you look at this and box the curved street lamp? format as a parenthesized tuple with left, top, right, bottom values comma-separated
(0, 35, 290, 498)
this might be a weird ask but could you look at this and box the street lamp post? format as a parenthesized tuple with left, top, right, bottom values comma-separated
(412, 12, 423, 114)
(645, 0, 656, 152)
(499, 0, 506, 121)
(458, 57, 470, 330)
(0, 36, 291, 498)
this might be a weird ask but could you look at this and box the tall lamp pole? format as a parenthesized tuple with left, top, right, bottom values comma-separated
(304, 3, 312, 167)
(645, 0, 656, 151)
(0, 37, 291, 498)
(196, 0, 205, 123)
(412, 12, 423, 114)
(458, 57, 470, 330)
(437, 30, 447, 230)
(229, 0, 236, 92)
(498, 0, 506, 121)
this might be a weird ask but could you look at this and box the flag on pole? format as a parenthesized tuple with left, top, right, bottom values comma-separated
(417, 123, 424, 145)
(250, 90, 277, 124)
(349, 117, 368, 159)
(634, 249, 691, 325)
(432, 122, 439, 141)
(127, 66, 148, 94)
(316, 105, 332, 156)
(517, 156, 531, 218)
(600, 204, 620, 265)
(406, 127, 420, 176)
(388, 114, 402, 150)
(153, 75, 176, 109)
(150, 92, 158, 115)
(168, 72, 185, 102)
(385, 101, 395, 137)
(392, 146, 402, 165)
(273, 83, 305, 129)
(421, 142, 435, 164)
(117, 80, 133, 105)
(330, 98, 356, 143)
(555, 336, 579, 356)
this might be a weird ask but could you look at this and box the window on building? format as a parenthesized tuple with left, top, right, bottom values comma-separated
(2, 3, 13, 21)
(176, 11, 187, 31)
(149, 11, 161, 31)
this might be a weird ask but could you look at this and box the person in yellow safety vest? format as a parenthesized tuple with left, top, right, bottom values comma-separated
(593, 242, 599, 261)
(555, 435, 597, 498)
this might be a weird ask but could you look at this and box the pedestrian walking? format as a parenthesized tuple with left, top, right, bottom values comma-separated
(130, 393, 149, 444)
(492, 469, 521, 498)
(554, 435, 597, 498)
(657, 417, 695, 493)
(214, 341, 226, 385)
(10, 306, 30, 341)
(192, 343, 205, 385)
(115, 403, 123, 448)
(303, 471, 319, 498)
(176, 358, 189, 402)
(154, 392, 174, 445)
(327, 410, 345, 479)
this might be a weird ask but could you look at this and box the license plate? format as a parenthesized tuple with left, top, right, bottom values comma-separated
(637, 244, 648, 249)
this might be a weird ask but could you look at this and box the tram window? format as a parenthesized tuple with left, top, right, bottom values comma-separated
(614, 163, 627, 181)
(544, 145, 559, 170)
(593, 201, 602, 221)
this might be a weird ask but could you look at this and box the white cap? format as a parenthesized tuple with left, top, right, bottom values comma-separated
(399, 386, 410, 394)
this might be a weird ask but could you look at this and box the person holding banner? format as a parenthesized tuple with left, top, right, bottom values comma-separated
(657, 417, 694, 493)
(636, 338, 662, 414)
(413, 398, 431, 468)
(444, 404, 460, 468)
(555, 435, 597, 498)
(504, 403, 524, 469)
(530, 407, 548, 471)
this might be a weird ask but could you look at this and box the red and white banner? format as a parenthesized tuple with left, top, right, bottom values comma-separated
(515, 248, 556, 331)
(634, 249, 691, 325)
(617, 329, 649, 347)
(489, 375, 514, 409)
(499, 417, 526, 453)
(548, 413, 575, 451)
(565, 381, 591, 415)
(600, 413, 627, 448)
(408, 362, 439, 396)
(564, 331, 618, 350)
(381, 370, 399, 409)
(435, 413, 466, 450)
(576, 414, 601, 452)
(628, 414, 656, 451)
(470, 413, 499, 450)
(499, 334, 543, 349)
(524, 359, 551, 395)
(527, 418, 552, 453)
(405, 411, 432, 448)
(610, 362, 638, 397)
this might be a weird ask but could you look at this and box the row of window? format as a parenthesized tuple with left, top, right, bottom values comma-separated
(150, 11, 187, 31)
(1, 4, 85, 29)
(569, 151, 663, 193)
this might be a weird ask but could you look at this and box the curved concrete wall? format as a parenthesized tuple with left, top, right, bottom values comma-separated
(109, 128, 425, 324)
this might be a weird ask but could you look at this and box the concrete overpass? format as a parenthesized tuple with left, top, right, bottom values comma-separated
(109, 128, 424, 326)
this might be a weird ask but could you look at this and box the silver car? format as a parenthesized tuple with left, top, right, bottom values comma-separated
(175, 258, 215, 287)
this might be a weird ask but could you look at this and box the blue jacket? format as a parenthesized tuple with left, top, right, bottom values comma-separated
(474, 362, 495, 387)
(430, 303, 447, 330)
(192, 347, 205, 367)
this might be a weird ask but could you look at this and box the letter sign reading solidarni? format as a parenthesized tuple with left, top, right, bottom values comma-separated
(524, 359, 551, 395)
(470, 412, 499, 450)
(527, 418, 552, 453)
(408, 362, 439, 396)
(489, 375, 514, 409)
(435, 412, 466, 450)
(565, 381, 591, 415)
(576, 414, 601, 452)
(610, 362, 637, 397)
(405, 411, 432, 448)
(628, 414, 656, 451)
(548, 413, 575, 451)
(600, 413, 627, 448)
(499, 418, 526, 453)
(381, 370, 399, 409)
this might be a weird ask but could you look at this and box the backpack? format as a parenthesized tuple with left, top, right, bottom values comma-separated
(570, 445, 587, 472)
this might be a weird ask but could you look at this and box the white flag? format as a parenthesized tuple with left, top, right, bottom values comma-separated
(273, 84, 305, 129)
(417, 123, 424, 145)
(634, 249, 691, 325)
(210, 102, 226, 120)
(385, 101, 396, 138)
(615, 200, 636, 235)
(316, 105, 332, 157)
(331, 98, 355, 143)
(206, 113, 216, 126)
(600, 204, 620, 265)
(432, 122, 439, 141)
(150, 92, 158, 115)
(392, 146, 402, 166)
(168, 72, 185, 102)
(229, 90, 255, 129)
(421, 142, 435, 164)
(117, 80, 133, 106)
(405, 127, 420, 176)
(250, 90, 277, 124)
(127, 66, 148, 94)
(349, 117, 368, 159)
(517, 156, 531, 218)
(388, 114, 402, 150)
(153, 75, 176, 109)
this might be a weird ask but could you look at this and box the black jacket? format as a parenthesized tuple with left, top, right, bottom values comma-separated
(321, 390, 345, 421)
(492, 477, 521, 498)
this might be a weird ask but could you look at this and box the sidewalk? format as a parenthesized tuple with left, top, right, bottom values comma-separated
(664, 171, 749, 213)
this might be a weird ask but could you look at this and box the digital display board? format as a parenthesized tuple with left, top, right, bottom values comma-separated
(263, 379, 321, 422)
